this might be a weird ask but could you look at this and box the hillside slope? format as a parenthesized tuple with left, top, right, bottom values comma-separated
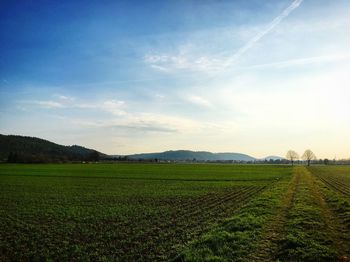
(0, 134, 103, 162)
(128, 150, 255, 161)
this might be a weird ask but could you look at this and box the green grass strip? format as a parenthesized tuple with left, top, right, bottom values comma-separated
(175, 173, 293, 261)
(276, 167, 337, 261)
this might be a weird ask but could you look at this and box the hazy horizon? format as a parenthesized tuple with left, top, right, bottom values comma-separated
(1, 0, 350, 158)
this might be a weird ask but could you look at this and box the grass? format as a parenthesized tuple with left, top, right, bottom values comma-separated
(308, 166, 350, 258)
(0, 163, 290, 181)
(178, 166, 350, 262)
(276, 167, 337, 261)
(1, 163, 350, 261)
(177, 167, 294, 261)
(0, 163, 291, 261)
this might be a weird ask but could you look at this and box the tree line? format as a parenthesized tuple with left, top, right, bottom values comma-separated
(286, 149, 318, 166)
(0, 134, 102, 163)
(6, 150, 100, 163)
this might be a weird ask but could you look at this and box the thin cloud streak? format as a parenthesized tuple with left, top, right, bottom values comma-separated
(186, 95, 213, 108)
(19, 98, 127, 116)
(29, 100, 65, 109)
(19, 96, 207, 134)
(144, 0, 304, 74)
(223, 0, 304, 68)
(239, 53, 350, 70)
(78, 51, 347, 88)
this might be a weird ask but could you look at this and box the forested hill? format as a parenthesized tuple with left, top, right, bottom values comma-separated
(128, 150, 256, 161)
(0, 134, 103, 163)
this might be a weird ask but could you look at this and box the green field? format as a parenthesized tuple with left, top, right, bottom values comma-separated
(0, 164, 349, 261)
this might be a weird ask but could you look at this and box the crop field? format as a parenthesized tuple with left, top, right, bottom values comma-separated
(0, 164, 350, 261)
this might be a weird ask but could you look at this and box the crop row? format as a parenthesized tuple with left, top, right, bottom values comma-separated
(108, 185, 266, 261)
(0, 186, 267, 261)
(313, 173, 350, 197)
(177, 171, 293, 261)
(1, 164, 293, 261)
(308, 167, 350, 256)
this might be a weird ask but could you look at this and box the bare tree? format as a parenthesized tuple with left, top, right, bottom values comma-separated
(302, 149, 316, 166)
(286, 150, 299, 166)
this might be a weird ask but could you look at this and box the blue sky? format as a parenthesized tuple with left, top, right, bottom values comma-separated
(1, 0, 350, 158)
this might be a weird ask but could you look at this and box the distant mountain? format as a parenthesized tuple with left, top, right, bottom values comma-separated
(263, 155, 285, 161)
(0, 134, 104, 163)
(128, 150, 256, 161)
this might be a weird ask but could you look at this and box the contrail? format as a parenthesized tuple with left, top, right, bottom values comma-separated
(223, 0, 304, 68)
(70, 1, 304, 86)
(239, 53, 350, 70)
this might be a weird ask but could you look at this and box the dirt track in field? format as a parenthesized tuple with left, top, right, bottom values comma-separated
(252, 166, 350, 261)
(250, 167, 301, 261)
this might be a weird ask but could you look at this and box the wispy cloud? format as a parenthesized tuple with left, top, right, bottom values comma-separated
(20, 95, 205, 134)
(239, 53, 350, 70)
(100, 100, 126, 116)
(145, 0, 304, 73)
(31, 100, 65, 108)
(63, 111, 204, 134)
(68, 118, 178, 133)
(20, 96, 127, 116)
(54, 94, 75, 101)
(186, 95, 212, 108)
(222, 0, 303, 68)
(74, 99, 127, 116)
(112, 124, 177, 133)
(144, 52, 220, 72)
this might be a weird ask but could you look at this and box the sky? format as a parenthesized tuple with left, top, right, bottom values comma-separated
(1, 0, 350, 158)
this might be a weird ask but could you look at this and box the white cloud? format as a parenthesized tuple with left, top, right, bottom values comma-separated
(239, 53, 350, 70)
(101, 100, 126, 116)
(66, 111, 204, 135)
(222, 0, 304, 68)
(79, 99, 126, 116)
(129, 113, 202, 133)
(186, 95, 212, 108)
(144, 52, 220, 72)
(55, 94, 75, 101)
(144, 0, 304, 73)
(25, 95, 205, 135)
(155, 93, 165, 99)
(20, 97, 127, 117)
(32, 100, 65, 108)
